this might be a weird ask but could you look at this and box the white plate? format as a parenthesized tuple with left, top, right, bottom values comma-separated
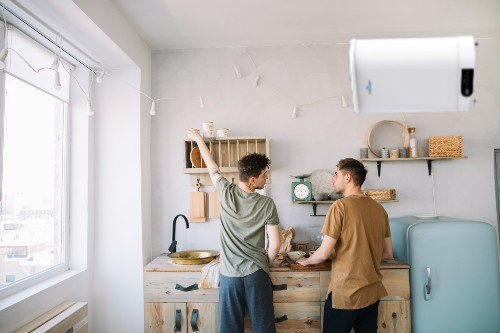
(308, 169, 334, 200)
(413, 214, 439, 219)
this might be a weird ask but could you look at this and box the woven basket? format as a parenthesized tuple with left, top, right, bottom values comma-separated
(363, 189, 396, 201)
(428, 136, 462, 157)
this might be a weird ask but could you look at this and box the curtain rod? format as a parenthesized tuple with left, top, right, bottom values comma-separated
(1, 2, 96, 74)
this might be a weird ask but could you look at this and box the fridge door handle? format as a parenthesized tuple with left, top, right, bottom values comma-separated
(424, 267, 432, 300)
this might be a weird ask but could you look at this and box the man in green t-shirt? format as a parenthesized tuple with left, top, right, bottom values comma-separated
(297, 158, 393, 333)
(187, 128, 281, 333)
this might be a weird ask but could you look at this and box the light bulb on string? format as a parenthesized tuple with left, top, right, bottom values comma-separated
(253, 75, 261, 87)
(87, 100, 94, 116)
(50, 56, 59, 71)
(341, 95, 347, 108)
(0, 48, 8, 69)
(54, 71, 61, 90)
(291, 106, 298, 119)
(95, 70, 104, 84)
(233, 66, 242, 79)
(149, 101, 156, 116)
(199, 96, 205, 109)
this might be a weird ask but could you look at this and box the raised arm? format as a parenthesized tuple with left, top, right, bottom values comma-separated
(187, 128, 222, 185)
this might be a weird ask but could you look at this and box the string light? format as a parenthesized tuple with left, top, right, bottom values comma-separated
(253, 75, 261, 87)
(199, 96, 204, 108)
(149, 101, 156, 115)
(95, 70, 104, 84)
(291, 106, 298, 118)
(341, 95, 347, 108)
(0, 47, 7, 69)
(50, 56, 59, 71)
(87, 99, 94, 116)
(53, 71, 61, 90)
(233, 66, 242, 78)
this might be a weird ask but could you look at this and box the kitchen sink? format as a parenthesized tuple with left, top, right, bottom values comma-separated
(168, 250, 219, 265)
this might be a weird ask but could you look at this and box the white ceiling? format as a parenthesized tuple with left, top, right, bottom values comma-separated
(110, 0, 500, 50)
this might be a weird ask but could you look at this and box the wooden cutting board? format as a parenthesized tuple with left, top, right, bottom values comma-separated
(189, 191, 206, 222)
(208, 191, 220, 219)
(290, 260, 332, 271)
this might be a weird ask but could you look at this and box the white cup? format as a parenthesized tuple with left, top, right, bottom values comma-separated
(202, 122, 215, 138)
(216, 128, 229, 138)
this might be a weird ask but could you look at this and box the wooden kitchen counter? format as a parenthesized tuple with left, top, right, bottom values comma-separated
(144, 254, 411, 332)
(144, 253, 409, 272)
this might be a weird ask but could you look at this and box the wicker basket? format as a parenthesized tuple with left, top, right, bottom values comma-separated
(363, 189, 396, 201)
(428, 135, 462, 157)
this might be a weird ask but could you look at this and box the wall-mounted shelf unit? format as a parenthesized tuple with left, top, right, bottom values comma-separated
(296, 200, 398, 216)
(360, 156, 467, 177)
(184, 137, 269, 185)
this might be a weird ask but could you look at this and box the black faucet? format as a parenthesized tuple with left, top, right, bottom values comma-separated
(168, 214, 189, 253)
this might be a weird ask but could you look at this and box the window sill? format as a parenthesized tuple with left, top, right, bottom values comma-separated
(0, 269, 85, 312)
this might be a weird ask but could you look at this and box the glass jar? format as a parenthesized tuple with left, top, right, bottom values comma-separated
(408, 127, 418, 158)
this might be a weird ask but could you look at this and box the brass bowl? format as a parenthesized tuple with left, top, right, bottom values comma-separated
(168, 250, 219, 265)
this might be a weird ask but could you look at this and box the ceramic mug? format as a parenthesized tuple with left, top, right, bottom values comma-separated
(216, 128, 229, 138)
(202, 122, 215, 138)
(390, 149, 399, 158)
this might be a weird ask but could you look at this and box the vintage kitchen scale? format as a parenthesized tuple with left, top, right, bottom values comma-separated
(291, 174, 312, 202)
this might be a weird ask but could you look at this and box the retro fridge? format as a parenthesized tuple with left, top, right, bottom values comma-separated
(389, 216, 500, 333)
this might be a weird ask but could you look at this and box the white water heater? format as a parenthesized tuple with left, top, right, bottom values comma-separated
(349, 36, 476, 114)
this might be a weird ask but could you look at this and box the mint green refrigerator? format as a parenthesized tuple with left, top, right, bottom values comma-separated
(389, 216, 500, 333)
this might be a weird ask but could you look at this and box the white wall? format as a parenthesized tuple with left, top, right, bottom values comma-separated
(150, 40, 500, 257)
(92, 69, 145, 332)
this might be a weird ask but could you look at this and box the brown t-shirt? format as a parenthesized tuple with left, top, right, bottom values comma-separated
(322, 195, 391, 309)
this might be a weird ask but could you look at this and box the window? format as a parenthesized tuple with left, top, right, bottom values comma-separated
(0, 27, 71, 295)
(0, 75, 68, 289)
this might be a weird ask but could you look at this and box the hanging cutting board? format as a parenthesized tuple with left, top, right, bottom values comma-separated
(208, 191, 220, 219)
(189, 181, 207, 223)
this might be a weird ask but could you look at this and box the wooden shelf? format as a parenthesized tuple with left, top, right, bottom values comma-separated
(295, 199, 398, 216)
(360, 156, 468, 176)
(184, 137, 268, 173)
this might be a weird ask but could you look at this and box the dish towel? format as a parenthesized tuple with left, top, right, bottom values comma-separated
(199, 257, 220, 288)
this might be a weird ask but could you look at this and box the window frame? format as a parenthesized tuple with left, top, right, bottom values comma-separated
(0, 38, 72, 300)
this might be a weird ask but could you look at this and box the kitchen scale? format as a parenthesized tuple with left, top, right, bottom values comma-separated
(291, 174, 312, 202)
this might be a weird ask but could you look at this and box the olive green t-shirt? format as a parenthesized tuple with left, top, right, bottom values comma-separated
(216, 177, 280, 277)
(322, 195, 391, 309)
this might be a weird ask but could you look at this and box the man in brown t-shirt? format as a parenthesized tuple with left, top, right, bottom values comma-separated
(297, 158, 393, 333)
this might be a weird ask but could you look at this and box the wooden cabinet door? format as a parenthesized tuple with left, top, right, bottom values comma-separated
(270, 271, 321, 302)
(320, 300, 411, 333)
(187, 303, 219, 333)
(244, 302, 321, 333)
(145, 302, 219, 333)
(144, 302, 186, 333)
(377, 300, 411, 333)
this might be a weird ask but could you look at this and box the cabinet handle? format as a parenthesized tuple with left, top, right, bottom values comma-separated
(392, 312, 397, 333)
(275, 314, 288, 323)
(272, 284, 287, 291)
(175, 283, 199, 292)
(424, 267, 432, 301)
(191, 308, 199, 332)
(175, 309, 182, 332)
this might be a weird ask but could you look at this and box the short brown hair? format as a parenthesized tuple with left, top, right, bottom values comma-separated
(337, 158, 367, 187)
(238, 153, 271, 182)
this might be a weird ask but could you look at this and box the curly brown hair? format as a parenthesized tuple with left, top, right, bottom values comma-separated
(238, 153, 271, 182)
(337, 158, 367, 187)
